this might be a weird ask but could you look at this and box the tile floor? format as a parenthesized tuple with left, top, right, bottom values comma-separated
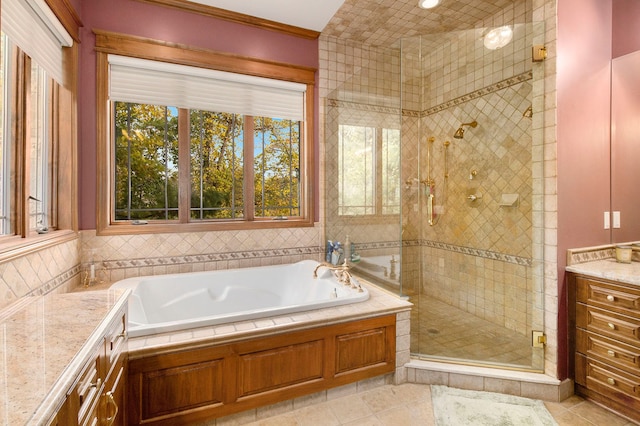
(410, 296, 534, 368)
(225, 383, 637, 426)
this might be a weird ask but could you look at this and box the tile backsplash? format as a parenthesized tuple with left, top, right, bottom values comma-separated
(79, 227, 324, 285)
(0, 238, 81, 310)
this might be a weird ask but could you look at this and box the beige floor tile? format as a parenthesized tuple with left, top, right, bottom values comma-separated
(238, 383, 635, 426)
(325, 393, 374, 423)
(342, 415, 384, 426)
(374, 405, 418, 425)
(550, 409, 597, 426)
(360, 385, 406, 413)
(292, 403, 341, 426)
(568, 400, 633, 426)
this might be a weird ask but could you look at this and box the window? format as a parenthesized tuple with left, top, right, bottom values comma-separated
(0, 0, 77, 254)
(95, 31, 315, 234)
(338, 124, 400, 216)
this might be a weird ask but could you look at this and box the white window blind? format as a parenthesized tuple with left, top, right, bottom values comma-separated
(108, 55, 307, 122)
(1, 0, 72, 84)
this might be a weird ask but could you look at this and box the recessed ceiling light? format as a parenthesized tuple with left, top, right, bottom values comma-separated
(419, 0, 440, 9)
(483, 26, 513, 50)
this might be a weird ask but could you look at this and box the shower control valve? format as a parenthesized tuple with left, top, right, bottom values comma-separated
(467, 193, 482, 202)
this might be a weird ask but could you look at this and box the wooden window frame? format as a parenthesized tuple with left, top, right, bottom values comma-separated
(95, 30, 316, 235)
(0, 35, 78, 263)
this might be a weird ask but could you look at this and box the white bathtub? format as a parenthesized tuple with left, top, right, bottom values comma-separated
(111, 260, 369, 337)
(352, 254, 400, 287)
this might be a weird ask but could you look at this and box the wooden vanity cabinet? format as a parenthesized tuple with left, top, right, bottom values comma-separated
(127, 314, 396, 426)
(49, 304, 128, 426)
(569, 273, 640, 422)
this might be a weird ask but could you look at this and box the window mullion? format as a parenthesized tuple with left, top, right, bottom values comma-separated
(17, 53, 31, 237)
(178, 108, 190, 223)
(375, 128, 383, 216)
(243, 116, 254, 221)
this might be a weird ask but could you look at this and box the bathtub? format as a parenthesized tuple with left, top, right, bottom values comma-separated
(352, 254, 400, 287)
(111, 260, 369, 337)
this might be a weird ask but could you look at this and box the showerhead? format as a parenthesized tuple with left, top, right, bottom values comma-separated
(453, 120, 478, 139)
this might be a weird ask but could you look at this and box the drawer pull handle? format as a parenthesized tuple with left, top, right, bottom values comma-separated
(607, 378, 616, 386)
(606, 295, 615, 302)
(608, 322, 616, 330)
(607, 350, 616, 357)
(105, 391, 119, 426)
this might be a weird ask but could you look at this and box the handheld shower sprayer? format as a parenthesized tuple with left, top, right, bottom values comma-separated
(453, 120, 478, 139)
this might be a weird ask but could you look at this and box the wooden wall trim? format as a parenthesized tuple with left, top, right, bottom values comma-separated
(134, 0, 320, 40)
(45, 0, 83, 43)
(93, 30, 316, 85)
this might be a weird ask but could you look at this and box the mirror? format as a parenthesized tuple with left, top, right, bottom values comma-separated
(611, 50, 640, 242)
(610, 1, 640, 243)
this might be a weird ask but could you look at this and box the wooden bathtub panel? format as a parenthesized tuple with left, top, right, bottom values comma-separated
(336, 327, 389, 374)
(127, 315, 396, 425)
(237, 340, 324, 397)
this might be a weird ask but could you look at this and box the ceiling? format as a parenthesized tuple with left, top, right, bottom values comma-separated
(189, 0, 518, 48)
(186, 0, 346, 32)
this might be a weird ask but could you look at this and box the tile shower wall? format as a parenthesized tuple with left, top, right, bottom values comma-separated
(400, 10, 540, 340)
(79, 227, 323, 285)
(0, 238, 81, 310)
(321, 0, 551, 368)
(321, 37, 404, 263)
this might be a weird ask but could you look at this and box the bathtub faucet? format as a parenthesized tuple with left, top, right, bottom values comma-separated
(313, 261, 353, 285)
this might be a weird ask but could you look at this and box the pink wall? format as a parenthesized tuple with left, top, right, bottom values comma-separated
(77, 0, 319, 229)
(557, 0, 612, 379)
(612, 0, 640, 58)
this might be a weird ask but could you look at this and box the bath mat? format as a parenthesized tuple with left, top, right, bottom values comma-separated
(431, 385, 558, 426)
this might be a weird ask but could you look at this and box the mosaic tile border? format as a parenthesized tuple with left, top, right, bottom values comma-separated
(97, 240, 531, 272)
(25, 265, 82, 297)
(422, 71, 533, 117)
(354, 240, 402, 252)
(327, 98, 401, 115)
(361, 239, 532, 266)
(566, 245, 615, 266)
(101, 246, 324, 270)
(327, 71, 532, 120)
(420, 239, 532, 266)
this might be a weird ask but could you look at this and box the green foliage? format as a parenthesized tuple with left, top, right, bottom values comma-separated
(253, 117, 300, 217)
(114, 103, 178, 220)
(114, 103, 301, 221)
(190, 110, 244, 219)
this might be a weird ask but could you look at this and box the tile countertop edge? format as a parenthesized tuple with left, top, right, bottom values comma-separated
(565, 259, 640, 287)
(28, 289, 130, 426)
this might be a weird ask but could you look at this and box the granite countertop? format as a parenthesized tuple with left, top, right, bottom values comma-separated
(565, 259, 640, 286)
(0, 289, 129, 426)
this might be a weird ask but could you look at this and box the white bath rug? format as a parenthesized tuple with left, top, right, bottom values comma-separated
(431, 385, 558, 426)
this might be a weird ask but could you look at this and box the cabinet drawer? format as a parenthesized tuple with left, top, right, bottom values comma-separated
(576, 277, 640, 315)
(577, 303, 640, 347)
(73, 345, 103, 426)
(577, 329, 640, 374)
(580, 355, 640, 411)
(105, 311, 127, 370)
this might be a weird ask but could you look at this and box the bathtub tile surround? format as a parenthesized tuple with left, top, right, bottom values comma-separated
(0, 237, 81, 310)
(79, 228, 324, 284)
(127, 279, 411, 356)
